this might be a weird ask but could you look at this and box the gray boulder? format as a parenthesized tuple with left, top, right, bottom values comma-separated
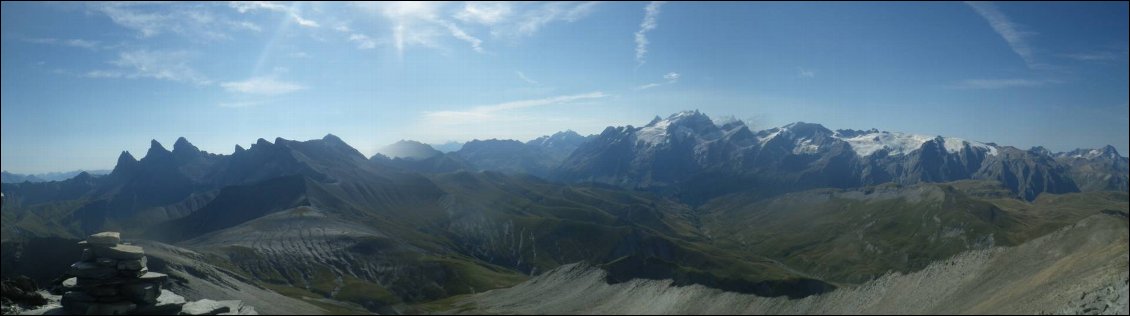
(96, 258, 118, 268)
(86, 232, 121, 247)
(116, 257, 146, 271)
(67, 262, 117, 280)
(91, 244, 145, 260)
(120, 282, 159, 305)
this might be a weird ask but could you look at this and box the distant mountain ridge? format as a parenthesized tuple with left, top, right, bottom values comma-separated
(376, 140, 444, 160)
(5, 111, 1123, 203)
(372, 130, 591, 178)
(1, 170, 110, 183)
(367, 110, 1124, 203)
(557, 110, 1127, 202)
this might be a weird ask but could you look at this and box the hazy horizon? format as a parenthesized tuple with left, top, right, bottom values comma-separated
(3, 2, 1128, 173)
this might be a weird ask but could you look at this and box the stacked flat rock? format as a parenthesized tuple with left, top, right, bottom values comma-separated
(60, 232, 183, 315)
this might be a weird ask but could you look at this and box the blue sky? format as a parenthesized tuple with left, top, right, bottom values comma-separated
(2, 1, 1127, 173)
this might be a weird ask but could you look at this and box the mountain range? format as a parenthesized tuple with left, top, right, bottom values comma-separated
(374, 110, 1126, 203)
(2, 110, 1126, 314)
(1, 170, 110, 184)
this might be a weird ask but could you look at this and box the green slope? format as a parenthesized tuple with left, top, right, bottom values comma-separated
(699, 180, 1128, 284)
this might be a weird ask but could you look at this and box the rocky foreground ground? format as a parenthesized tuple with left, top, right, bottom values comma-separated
(2, 232, 256, 315)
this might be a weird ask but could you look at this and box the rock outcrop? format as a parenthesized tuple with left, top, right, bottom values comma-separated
(59, 232, 178, 315)
(49, 232, 256, 315)
(1, 276, 48, 311)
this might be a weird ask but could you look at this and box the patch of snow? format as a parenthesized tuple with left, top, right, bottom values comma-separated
(793, 138, 821, 154)
(943, 137, 998, 157)
(757, 128, 783, 146)
(1070, 148, 1117, 160)
(636, 119, 672, 146)
(836, 131, 933, 157)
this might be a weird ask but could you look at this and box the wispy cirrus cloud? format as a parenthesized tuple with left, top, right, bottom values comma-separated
(221, 76, 306, 95)
(218, 100, 269, 108)
(415, 92, 609, 142)
(439, 19, 484, 53)
(637, 72, 680, 90)
(228, 1, 319, 28)
(516, 71, 539, 85)
(330, 23, 379, 50)
(965, 1, 1042, 69)
(455, 2, 512, 26)
(635, 1, 666, 67)
(348, 34, 378, 49)
(355, 2, 483, 56)
(424, 92, 607, 124)
(952, 78, 1058, 90)
(291, 15, 319, 28)
(1060, 50, 1126, 62)
(797, 67, 816, 78)
(92, 2, 260, 41)
(512, 2, 599, 37)
(23, 37, 105, 50)
(350, 2, 599, 56)
(85, 50, 211, 85)
(235, 21, 262, 32)
(228, 1, 287, 13)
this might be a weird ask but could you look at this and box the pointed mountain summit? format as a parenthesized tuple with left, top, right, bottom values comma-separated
(117, 151, 138, 166)
(148, 139, 168, 152)
(172, 137, 205, 161)
(111, 151, 140, 177)
(173, 137, 200, 152)
(143, 139, 173, 161)
(636, 110, 723, 146)
(322, 133, 345, 144)
(72, 171, 93, 182)
(1100, 145, 1121, 160)
(527, 130, 584, 147)
(376, 140, 442, 161)
(777, 122, 834, 139)
(1029, 146, 1053, 157)
(173, 137, 198, 152)
(527, 130, 589, 161)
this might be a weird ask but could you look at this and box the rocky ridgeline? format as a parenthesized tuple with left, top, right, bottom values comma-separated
(59, 232, 178, 315)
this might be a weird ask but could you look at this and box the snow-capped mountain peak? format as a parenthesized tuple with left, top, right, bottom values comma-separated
(528, 130, 583, 147)
(751, 122, 835, 155)
(635, 110, 720, 146)
(1060, 145, 1122, 160)
(755, 122, 830, 145)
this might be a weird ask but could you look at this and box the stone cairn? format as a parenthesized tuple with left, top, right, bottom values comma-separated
(60, 232, 183, 315)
